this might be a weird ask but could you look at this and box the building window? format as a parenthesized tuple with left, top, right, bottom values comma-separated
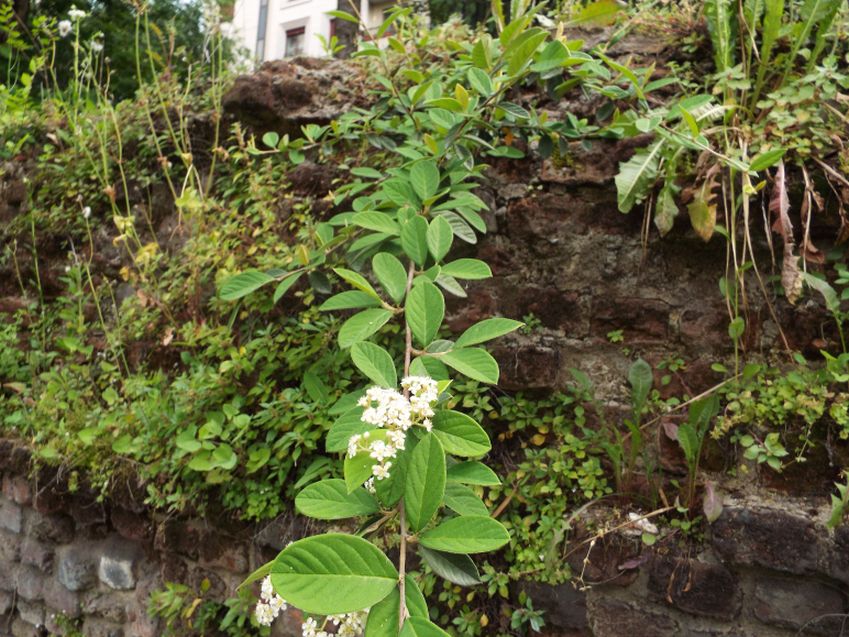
(255, 0, 269, 59)
(285, 26, 305, 57)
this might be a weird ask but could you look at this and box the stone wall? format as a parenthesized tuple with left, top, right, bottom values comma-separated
(0, 446, 301, 637)
(3, 456, 848, 636)
(529, 495, 849, 637)
(2, 55, 846, 636)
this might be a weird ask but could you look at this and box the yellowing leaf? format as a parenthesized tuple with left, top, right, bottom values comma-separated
(687, 197, 716, 241)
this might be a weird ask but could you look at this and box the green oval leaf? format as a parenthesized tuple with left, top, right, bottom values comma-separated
(441, 348, 499, 384)
(273, 272, 303, 303)
(320, 291, 383, 311)
(420, 516, 509, 554)
(270, 534, 398, 614)
(440, 259, 491, 280)
(426, 215, 453, 262)
(410, 160, 440, 200)
(351, 342, 397, 388)
(353, 212, 401, 235)
(401, 617, 451, 637)
(373, 252, 408, 304)
(401, 216, 429, 267)
(406, 281, 445, 348)
(219, 269, 275, 301)
(327, 407, 370, 453)
(749, 148, 786, 172)
(447, 461, 500, 486)
(432, 410, 490, 457)
(443, 483, 489, 516)
(405, 433, 446, 532)
(338, 309, 394, 349)
(419, 547, 481, 586)
(333, 267, 381, 298)
(455, 318, 523, 347)
(365, 577, 428, 637)
(295, 479, 380, 520)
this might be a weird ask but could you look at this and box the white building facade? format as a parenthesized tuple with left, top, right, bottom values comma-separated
(229, 0, 396, 62)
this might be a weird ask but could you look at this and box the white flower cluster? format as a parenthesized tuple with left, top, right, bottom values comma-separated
(68, 5, 86, 20)
(254, 576, 288, 626)
(58, 20, 72, 38)
(348, 376, 440, 483)
(302, 611, 367, 637)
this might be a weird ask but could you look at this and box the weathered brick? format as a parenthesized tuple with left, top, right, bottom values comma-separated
(710, 506, 822, 574)
(43, 577, 81, 618)
(519, 582, 587, 632)
(648, 557, 741, 620)
(1, 476, 31, 506)
(124, 600, 160, 637)
(0, 590, 12, 614)
(0, 499, 22, 534)
(15, 599, 44, 628)
(199, 534, 248, 573)
(153, 519, 201, 559)
(57, 545, 97, 592)
(98, 538, 142, 590)
(31, 486, 65, 515)
(67, 495, 106, 527)
(82, 590, 129, 623)
(10, 618, 39, 637)
(26, 510, 74, 545)
(0, 529, 22, 567)
(110, 509, 152, 544)
(753, 576, 847, 635)
(587, 597, 679, 637)
(20, 538, 53, 573)
(82, 617, 124, 637)
(14, 565, 46, 602)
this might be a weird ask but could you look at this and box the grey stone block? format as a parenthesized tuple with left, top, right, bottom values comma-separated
(14, 565, 45, 601)
(0, 499, 22, 534)
(26, 510, 74, 545)
(82, 590, 129, 623)
(0, 590, 12, 614)
(1, 476, 31, 506)
(10, 618, 39, 637)
(15, 599, 44, 627)
(98, 538, 142, 590)
(43, 577, 81, 618)
(82, 618, 124, 637)
(753, 575, 847, 635)
(0, 530, 22, 574)
(20, 538, 53, 573)
(57, 546, 97, 592)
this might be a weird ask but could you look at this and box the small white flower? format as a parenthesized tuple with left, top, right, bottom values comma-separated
(260, 576, 274, 600)
(302, 617, 319, 637)
(347, 434, 362, 458)
(58, 20, 72, 37)
(82, 206, 91, 219)
(91, 40, 103, 53)
(255, 601, 275, 626)
(372, 462, 392, 480)
(68, 5, 86, 20)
